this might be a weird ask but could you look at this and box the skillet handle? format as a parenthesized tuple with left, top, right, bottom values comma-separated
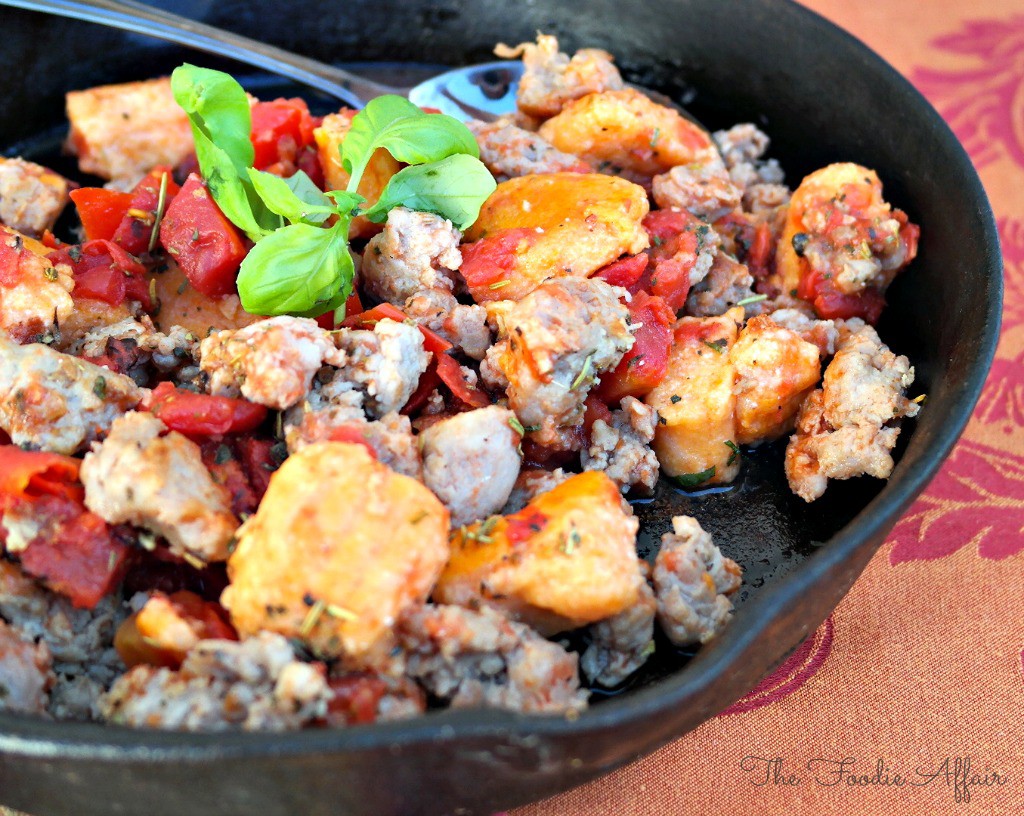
(0, 0, 397, 107)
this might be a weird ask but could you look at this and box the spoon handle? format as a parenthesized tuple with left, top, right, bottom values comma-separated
(0, 0, 402, 106)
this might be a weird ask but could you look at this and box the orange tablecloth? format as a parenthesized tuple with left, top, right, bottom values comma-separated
(515, 1, 1024, 814)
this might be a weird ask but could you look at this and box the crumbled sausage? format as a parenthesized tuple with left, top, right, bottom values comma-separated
(581, 397, 659, 494)
(652, 147, 742, 222)
(469, 119, 591, 181)
(419, 406, 522, 527)
(397, 604, 588, 714)
(495, 34, 624, 120)
(0, 334, 142, 455)
(333, 318, 429, 418)
(653, 516, 742, 646)
(0, 618, 53, 715)
(485, 277, 634, 450)
(785, 321, 919, 501)
(99, 633, 331, 731)
(580, 578, 656, 688)
(81, 412, 239, 562)
(200, 316, 346, 411)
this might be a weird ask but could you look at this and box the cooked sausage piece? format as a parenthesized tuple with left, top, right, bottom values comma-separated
(685, 251, 757, 318)
(0, 158, 70, 237)
(495, 33, 624, 120)
(419, 406, 522, 527)
(581, 397, 660, 495)
(469, 119, 591, 181)
(580, 578, 656, 688)
(501, 467, 572, 514)
(397, 604, 588, 715)
(65, 77, 193, 183)
(222, 443, 450, 664)
(785, 320, 919, 501)
(0, 334, 142, 455)
(0, 227, 75, 343)
(333, 319, 429, 418)
(200, 316, 346, 411)
(436, 471, 644, 635)
(485, 277, 634, 450)
(654, 515, 742, 646)
(652, 147, 742, 222)
(360, 207, 462, 305)
(81, 412, 239, 563)
(0, 618, 53, 715)
(99, 633, 331, 731)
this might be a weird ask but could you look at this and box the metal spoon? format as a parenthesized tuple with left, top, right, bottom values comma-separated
(0, 0, 524, 120)
(1, 0, 706, 128)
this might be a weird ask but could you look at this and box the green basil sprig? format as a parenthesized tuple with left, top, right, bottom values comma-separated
(170, 64, 495, 318)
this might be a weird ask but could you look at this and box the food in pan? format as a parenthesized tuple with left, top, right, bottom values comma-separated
(0, 35, 920, 728)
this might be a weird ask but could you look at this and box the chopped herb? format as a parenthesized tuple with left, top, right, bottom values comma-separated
(68, 245, 82, 263)
(177, 280, 189, 295)
(626, 354, 645, 369)
(92, 376, 107, 398)
(299, 598, 326, 636)
(410, 510, 429, 525)
(478, 516, 499, 537)
(695, 224, 710, 248)
(214, 443, 233, 465)
(792, 232, 810, 257)
(149, 171, 170, 252)
(736, 293, 768, 307)
(43, 266, 59, 282)
(912, 393, 927, 405)
(649, 127, 661, 147)
(725, 439, 741, 466)
(652, 235, 663, 247)
(127, 207, 154, 224)
(182, 553, 207, 570)
(191, 227, 201, 243)
(325, 603, 358, 622)
(670, 394, 682, 404)
(560, 525, 582, 555)
(702, 338, 727, 354)
(657, 415, 667, 425)
(107, 550, 118, 572)
(488, 279, 512, 290)
(640, 640, 656, 660)
(523, 424, 541, 432)
(571, 354, 594, 390)
(670, 466, 716, 489)
(508, 416, 526, 436)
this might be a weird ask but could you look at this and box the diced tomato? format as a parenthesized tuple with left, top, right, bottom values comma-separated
(594, 253, 649, 288)
(327, 674, 388, 725)
(745, 221, 774, 280)
(159, 173, 247, 298)
(597, 291, 675, 402)
(201, 439, 260, 517)
(436, 352, 490, 408)
(250, 98, 317, 172)
(459, 228, 539, 293)
(296, 144, 325, 190)
(18, 497, 131, 609)
(505, 508, 549, 545)
(634, 209, 713, 311)
(69, 188, 133, 242)
(233, 436, 281, 499)
(583, 393, 613, 432)
(111, 167, 181, 255)
(48, 239, 151, 309)
(0, 446, 82, 506)
(146, 381, 267, 438)
(40, 230, 66, 250)
(896, 209, 920, 265)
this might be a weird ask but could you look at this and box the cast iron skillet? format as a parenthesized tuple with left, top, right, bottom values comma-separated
(0, 1, 1002, 814)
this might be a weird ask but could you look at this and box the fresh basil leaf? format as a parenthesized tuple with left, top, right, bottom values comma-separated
(342, 95, 479, 191)
(248, 169, 335, 225)
(171, 64, 275, 241)
(171, 64, 254, 166)
(361, 154, 496, 230)
(325, 190, 366, 216)
(669, 466, 716, 489)
(236, 221, 354, 317)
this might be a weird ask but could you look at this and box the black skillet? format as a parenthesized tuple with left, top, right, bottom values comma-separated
(0, 1, 1002, 814)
